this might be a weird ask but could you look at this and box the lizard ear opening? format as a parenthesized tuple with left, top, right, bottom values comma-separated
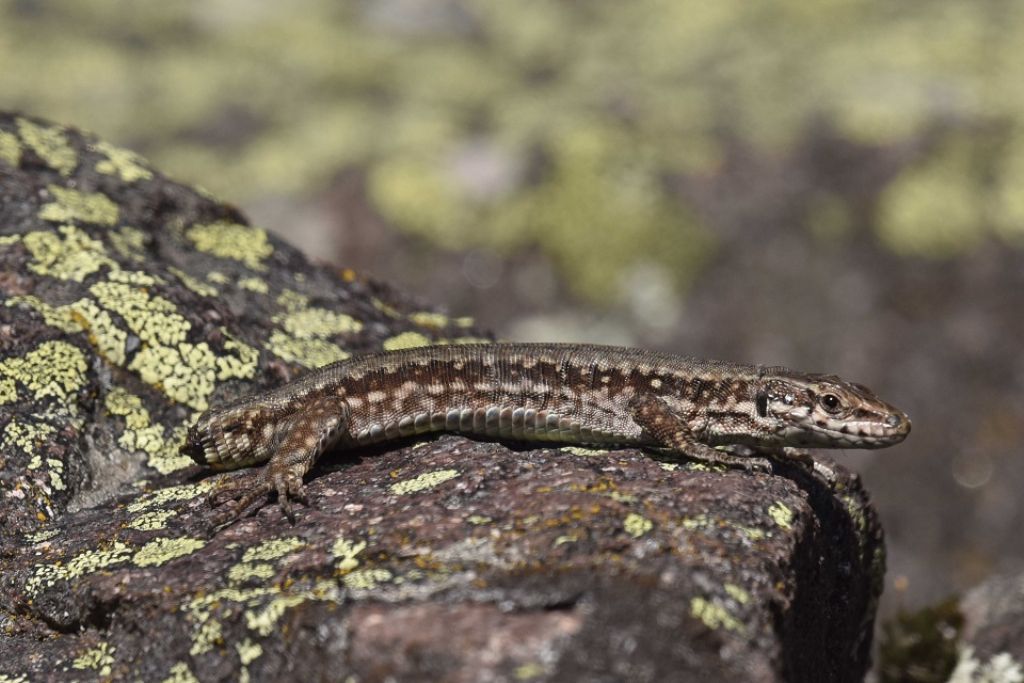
(755, 391, 768, 418)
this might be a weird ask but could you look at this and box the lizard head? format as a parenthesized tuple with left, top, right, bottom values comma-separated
(752, 370, 911, 448)
(180, 402, 277, 470)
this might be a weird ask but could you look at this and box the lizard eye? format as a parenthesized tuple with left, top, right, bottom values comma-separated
(819, 394, 842, 413)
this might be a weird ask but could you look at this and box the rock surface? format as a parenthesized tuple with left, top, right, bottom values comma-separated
(0, 113, 884, 682)
(948, 573, 1024, 682)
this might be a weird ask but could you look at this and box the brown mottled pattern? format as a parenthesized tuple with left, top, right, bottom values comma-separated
(180, 343, 911, 521)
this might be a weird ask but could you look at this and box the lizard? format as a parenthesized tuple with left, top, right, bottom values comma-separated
(179, 342, 911, 522)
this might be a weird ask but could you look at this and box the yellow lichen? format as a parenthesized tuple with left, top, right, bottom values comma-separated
(169, 267, 218, 297)
(130, 345, 209, 409)
(162, 662, 199, 683)
(408, 311, 450, 329)
(681, 514, 711, 531)
(16, 117, 76, 176)
(38, 185, 119, 226)
(382, 331, 432, 351)
(91, 280, 189, 345)
(132, 537, 206, 567)
(228, 562, 276, 583)
(280, 307, 362, 338)
(108, 226, 147, 261)
(265, 293, 356, 367)
(0, 378, 15, 404)
(390, 468, 460, 495)
(72, 642, 115, 677)
(127, 509, 177, 531)
(24, 528, 59, 544)
(0, 129, 21, 167)
(515, 663, 546, 680)
(276, 289, 308, 311)
(0, 340, 88, 408)
(241, 537, 305, 563)
(266, 330, 350, 368)
(26, 541, 133, 596)
(106, 390, 194, 474)
(331, 537, 367, 573)
(126, 481, 214, 514)
(624, 512, 653, 538)
(768, 502, 793, 530)
(342, 568, 393, 591)
(69, 297, 131, 364)
(5, 415, 66, 492)
(735, 525, 766, 542)
(189, 618, 224, 656)
(22, 224, 116, 281)
(185, 582, 341, 655)
(8, 294, 128, 365)
(46, 457, 65, 490)
(87, 277, 256, 409)
(217, 332, 259, 381)
(91, 140, 153, 182)
(12, 270, 255, 410)
(690, 596, 745, 633)
(107, 267, 160, 285)
(2, 418, 57, 456)
(238, 277, 268, 293)
(129, 344, 209, 409)
(236, 639, 263, 666)
(245, 595, 308, 636)
(185, 221, 273, 270)
(724, 583, 750, 605)
(371, 297, 402, 318)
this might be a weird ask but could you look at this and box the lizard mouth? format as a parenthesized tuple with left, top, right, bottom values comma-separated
(785, 412, 911, 448)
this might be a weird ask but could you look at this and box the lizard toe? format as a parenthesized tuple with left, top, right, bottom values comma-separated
(271, 467, 308, 524)
(208, 469, 260, 507)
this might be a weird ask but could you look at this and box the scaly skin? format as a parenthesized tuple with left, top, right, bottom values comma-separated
(180, 343, 911, 522)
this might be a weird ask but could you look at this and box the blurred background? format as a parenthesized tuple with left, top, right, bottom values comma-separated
(3, 0, 1023, 628)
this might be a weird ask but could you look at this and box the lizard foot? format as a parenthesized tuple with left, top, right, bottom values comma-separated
(207, 463, 310, 526)
(697, 446, 773, 475)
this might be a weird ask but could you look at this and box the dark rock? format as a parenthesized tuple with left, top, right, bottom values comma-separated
(0, 113, 884, 682)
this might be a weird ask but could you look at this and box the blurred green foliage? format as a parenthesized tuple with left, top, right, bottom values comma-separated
(3, 0, 1023, 300)
(877, 597, 963, 683)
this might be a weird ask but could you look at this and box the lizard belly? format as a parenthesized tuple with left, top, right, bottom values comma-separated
(349, 404, 638, 446)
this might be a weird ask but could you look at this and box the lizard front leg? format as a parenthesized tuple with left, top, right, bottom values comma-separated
(210, 398, 350, 524)
(629, 393, 771, 473)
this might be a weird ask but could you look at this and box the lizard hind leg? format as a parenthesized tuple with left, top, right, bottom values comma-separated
(210, 398, 350, 525)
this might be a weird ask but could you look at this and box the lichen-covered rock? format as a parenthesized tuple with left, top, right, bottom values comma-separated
(0, 113, 884, 682)
(948, 574, 1024, 682)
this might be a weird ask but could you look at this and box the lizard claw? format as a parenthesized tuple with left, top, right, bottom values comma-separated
(270, 466, 310, 524)
(206, 463, 311, 527)
(207, 470, 273, 526)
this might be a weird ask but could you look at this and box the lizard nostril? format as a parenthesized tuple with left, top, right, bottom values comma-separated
(885, 414, 902, 429)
